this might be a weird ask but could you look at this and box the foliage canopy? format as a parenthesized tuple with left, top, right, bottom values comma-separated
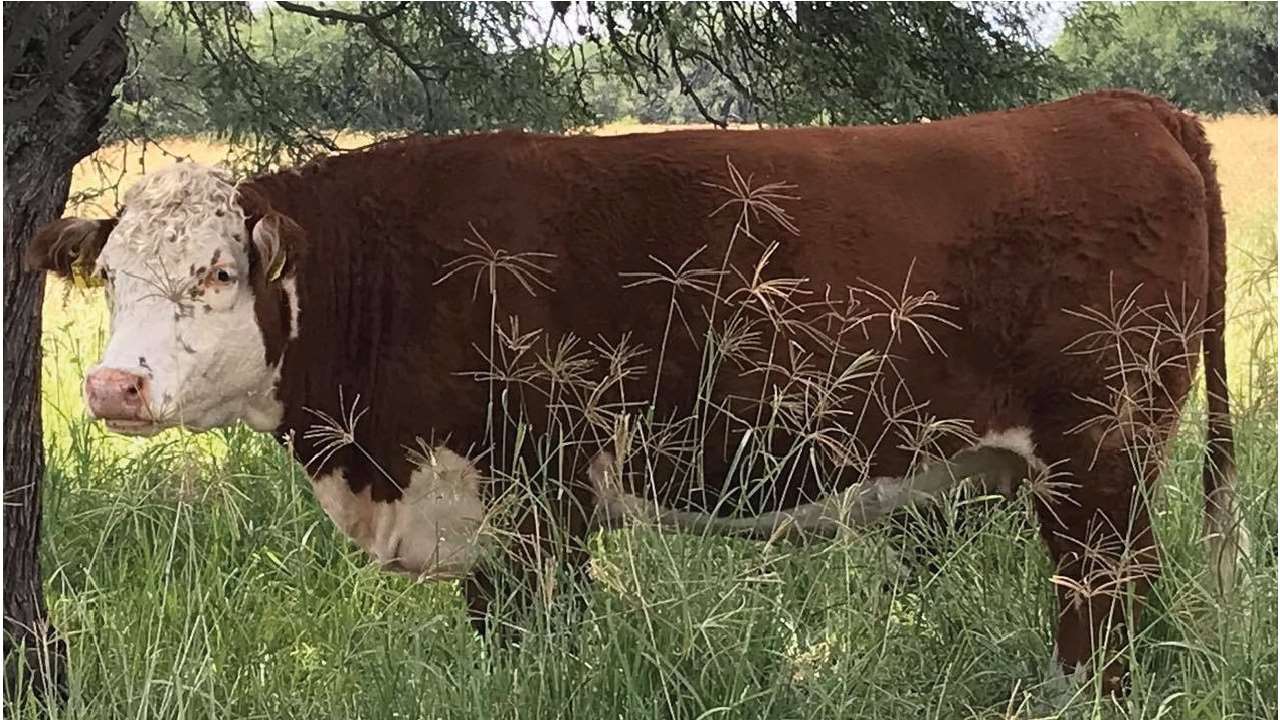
(1055, 2, 1277, 114)
(112, 1, 1064, 163)
(101, 0, 1277, 169)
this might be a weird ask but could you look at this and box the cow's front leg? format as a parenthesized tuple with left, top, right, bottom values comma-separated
(461, 541, 593, 642)
(461, 560, 504, 638)
(462, 468, 597, 642)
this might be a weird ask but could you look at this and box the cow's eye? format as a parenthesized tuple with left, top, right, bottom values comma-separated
(216, 269, 232, 283)
(209, 268, 235, 285)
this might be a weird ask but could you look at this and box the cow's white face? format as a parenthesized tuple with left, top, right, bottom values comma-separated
(27, 163, 304, 436)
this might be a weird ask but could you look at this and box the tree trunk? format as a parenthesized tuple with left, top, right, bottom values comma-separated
(3, 2, 127, 707)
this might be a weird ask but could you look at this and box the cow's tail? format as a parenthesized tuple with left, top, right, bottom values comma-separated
(1169, 105, 1249, 596)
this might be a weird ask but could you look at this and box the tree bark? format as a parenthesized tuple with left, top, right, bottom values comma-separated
(3, 2, 127, 707)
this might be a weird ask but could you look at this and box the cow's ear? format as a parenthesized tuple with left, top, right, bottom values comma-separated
(238, 186, 305, 284)
(246, 211, 306, 284)
(23, 217, 117, 281)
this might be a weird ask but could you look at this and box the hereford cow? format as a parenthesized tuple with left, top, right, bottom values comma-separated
(27, 90, 1246, 692)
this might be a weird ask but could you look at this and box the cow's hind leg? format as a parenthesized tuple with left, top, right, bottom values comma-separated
(1035, 448, 1160, 695)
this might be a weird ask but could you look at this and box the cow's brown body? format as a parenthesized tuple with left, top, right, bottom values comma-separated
(32, 90, 1238, 692)
(237, 90, 1238, 689)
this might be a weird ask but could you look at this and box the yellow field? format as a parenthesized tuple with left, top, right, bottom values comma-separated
(43, 116, 1277, 441)
(1204, 115, 1278, 395)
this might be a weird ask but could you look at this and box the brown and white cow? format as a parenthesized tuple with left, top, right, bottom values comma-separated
(26, 90, 1246, 692)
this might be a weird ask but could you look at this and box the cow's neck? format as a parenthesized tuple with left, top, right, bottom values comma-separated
(243, 276, 298, 434)
(254, 189, 407, 498)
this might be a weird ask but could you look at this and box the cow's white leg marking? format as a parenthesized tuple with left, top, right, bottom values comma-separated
(1037, 651, 1090, 711)
(311, 446, 488, 579)
(590, 426, 1044, 541)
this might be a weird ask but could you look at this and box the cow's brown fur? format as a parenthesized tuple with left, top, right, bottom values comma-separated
(49, 90, 1235, 691)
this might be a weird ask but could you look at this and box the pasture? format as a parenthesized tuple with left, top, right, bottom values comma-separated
(17, 116, 1278, 719)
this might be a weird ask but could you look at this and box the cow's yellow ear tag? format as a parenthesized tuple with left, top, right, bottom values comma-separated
(71, 261, 103, 289)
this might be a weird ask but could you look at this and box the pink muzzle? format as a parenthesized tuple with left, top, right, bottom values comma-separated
(83, 368, 150, 422)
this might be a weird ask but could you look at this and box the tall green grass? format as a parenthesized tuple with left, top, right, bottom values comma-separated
(11, 374, 1277, 719)
(9, 117, 1277, 719)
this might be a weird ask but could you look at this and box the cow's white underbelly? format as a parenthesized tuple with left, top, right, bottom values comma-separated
(309, 428, 1047, 577)
(589, 427, 1047, 541)
(311, 446, 487, 579)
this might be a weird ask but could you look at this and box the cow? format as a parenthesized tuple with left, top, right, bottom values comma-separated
(26, 90, 1246, 693)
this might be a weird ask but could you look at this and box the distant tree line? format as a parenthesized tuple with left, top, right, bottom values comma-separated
(105, 0, 1061, 154)
(1055, 1, 1277, 115)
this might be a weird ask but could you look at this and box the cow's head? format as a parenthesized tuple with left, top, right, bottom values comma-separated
(26, 163, 304, 436)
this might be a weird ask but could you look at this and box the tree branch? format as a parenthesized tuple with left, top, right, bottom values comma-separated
(276, 1, 443, 115)
(665, 41, 726, 128)
(274, 1, 407, 26)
